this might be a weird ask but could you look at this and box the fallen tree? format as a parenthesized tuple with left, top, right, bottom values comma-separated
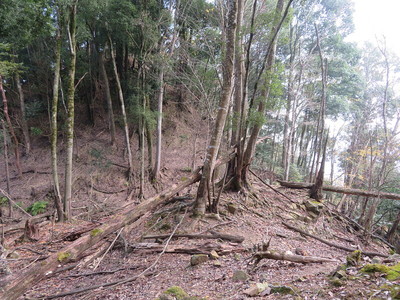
(143, 231, 245, 243)
(253, 250, 338, 264)
(282, 222, 388, 258)
(0, 168, 201, 300)
(278, 181, 400, 201)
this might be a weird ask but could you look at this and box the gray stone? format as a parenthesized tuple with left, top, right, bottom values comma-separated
(190, 254, 209, 266)
(209, 250, 219, 260)
(232, 270, 249, 282)
(243, 283, 269, 297)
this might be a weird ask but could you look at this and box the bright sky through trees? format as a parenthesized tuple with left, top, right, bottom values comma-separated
(348, 0, 400, 56)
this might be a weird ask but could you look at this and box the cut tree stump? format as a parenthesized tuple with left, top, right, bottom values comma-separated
(0, 212, 53, 235)
(0, 168, 201, 300)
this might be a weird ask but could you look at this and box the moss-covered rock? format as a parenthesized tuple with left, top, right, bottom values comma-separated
(270, 285, 297, 295)
(156, 286, 206, 300)
(361, 263, 400, 281)
(304, 200, 323, 214)
(346, 250, 362, 266)
(330, 278, 345, 287)
(164, 286, 188, 299)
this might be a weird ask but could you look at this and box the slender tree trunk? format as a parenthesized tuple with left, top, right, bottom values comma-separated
(99, 50, 116, 145)
(15, 73, 30, 155)
(241, 0, 286, 185)
(51, 9, 64, 222)
(0, 75, 22, 177)
(363, 42, 391, 233)
(2, 120, 12, 217)
(194, 0, 237, 215)
(108, 35, 133, 178)
(64, 0, 78, 220)
(153, 68, 164, 179)
(226, 0, 244, 190)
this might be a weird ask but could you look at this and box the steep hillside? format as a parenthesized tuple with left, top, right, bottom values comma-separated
(0, 105, 398, 300)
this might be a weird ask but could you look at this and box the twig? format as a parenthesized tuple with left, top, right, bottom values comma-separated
(249, 169, 296, 203)
(91, 184, 127, 194)
(92, 228, 123, 270)
(66, 266, 139, 278)
(39, 209, 188, 299)
(199, 221, 234, 234)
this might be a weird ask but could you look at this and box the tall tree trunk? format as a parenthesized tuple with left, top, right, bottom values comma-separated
(2, 119, 12, 217)
(226, 0, 244, 190)
(0, 75, 22, 177)
(108, 35, 133, 178)
(363, 42, 391, 233)
(64, 0, 78, 220)
(15, 73, 30, 155)
(51, 8, 64, 222)
(99, 50, 116, 145)
(194, 0, 237, 215)
(241, 0, 287, 185)
(153, 68, 164, 180)
(282, 25, 297, 181)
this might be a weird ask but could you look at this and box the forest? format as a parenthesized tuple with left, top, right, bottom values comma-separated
(0, 0, 400, 299)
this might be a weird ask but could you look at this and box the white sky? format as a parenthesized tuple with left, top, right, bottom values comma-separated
(348, 0, 400, 57)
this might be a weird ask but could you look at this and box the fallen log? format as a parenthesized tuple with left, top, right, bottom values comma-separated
(128, 241, 245, 255)
(0, 168, 202, 300)
(278, 180, 400, 201)
(253, 250, 338, 264)
(143, 231, 244, 243)
(282, 222, 388, 258)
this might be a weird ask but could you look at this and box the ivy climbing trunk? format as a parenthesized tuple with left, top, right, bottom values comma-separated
(64, 0, 78, 221)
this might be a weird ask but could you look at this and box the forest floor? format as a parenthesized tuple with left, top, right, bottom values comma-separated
(0, 103, 399, 299)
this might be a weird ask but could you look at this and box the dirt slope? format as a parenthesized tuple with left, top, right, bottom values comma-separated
(0, 104, 396, 299)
